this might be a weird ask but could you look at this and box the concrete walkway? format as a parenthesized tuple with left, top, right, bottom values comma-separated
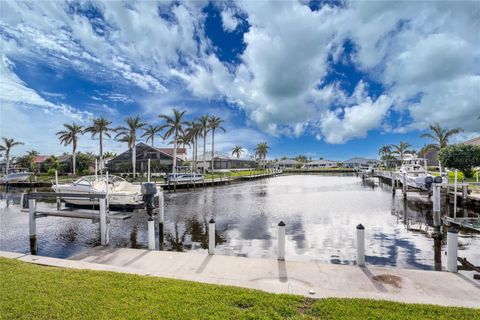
(2, 248, 479, 308)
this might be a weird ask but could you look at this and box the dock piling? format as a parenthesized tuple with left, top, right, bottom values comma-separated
(148, 217, 155, 250)
(158, 192, 164, 250)
(446, 228, 458, 273)
(432, 178, 442, 227)
(99, 198, 109, 246)
(402, 172, 407, 199)
(356, 224, 365, 267)
(28, 198, 37, 255)
(278, 221, 286, 261)
(453, 170, 458, 218)
(208, 219, 215, 255)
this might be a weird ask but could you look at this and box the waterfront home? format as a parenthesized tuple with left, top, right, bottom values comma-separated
(343, 157, 381, 169)
(196, 152, 256, 171)
(270, 159, 301, 169)
(303, 159, 338, 169)
(108, 143, 184, 173)
(157, 147, 188, 161)
(462, 136, 480, 146)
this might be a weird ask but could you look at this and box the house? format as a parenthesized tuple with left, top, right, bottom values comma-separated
(195, 152, 256, 171)
(303, 159, 338, 169)
(462, 136, 480, 146)
(108, 143, 184, 173)
(270, 159, 301, 169)
(343, 157, 381, 169)
(157, 148, 188, 161)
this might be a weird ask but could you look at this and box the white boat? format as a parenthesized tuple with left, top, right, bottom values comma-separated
(165, 173, 204, 183)
(0, 172, 33, 183)
(398, 156, 434, 191)
(53, 175, 146, 206)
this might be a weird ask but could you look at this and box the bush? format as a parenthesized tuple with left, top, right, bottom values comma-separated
(47, 168, 56, 176)
(438, 144, 480, 178)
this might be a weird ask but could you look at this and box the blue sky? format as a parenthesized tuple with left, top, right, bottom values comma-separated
(1, 1, 479, 160)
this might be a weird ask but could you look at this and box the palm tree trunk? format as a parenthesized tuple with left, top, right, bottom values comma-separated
(173, 129, 178, 174)
(151, 136, 154, 147)
(5, 151, 10, 174)
(211, 129, 215, 173)
(99, 134, 103, 172)
(203, 131, 206, 174)
(72, 146, 76, 176)
(132, 140, 136, 176)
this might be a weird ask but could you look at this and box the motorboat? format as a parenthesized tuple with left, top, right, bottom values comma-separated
(165, 173, 204, 183)
(397, 156, 436, 191)
(358, 164, 375, 174)
(53, 175, 154, 206)
(0, 172, 33, 183)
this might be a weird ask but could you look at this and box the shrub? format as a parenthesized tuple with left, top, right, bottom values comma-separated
(438, 144, 480, 178)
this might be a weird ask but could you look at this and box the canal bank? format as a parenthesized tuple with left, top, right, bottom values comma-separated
(1, 248, 479, 308)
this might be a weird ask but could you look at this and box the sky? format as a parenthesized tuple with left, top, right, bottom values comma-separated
(0, 0, 479, 161)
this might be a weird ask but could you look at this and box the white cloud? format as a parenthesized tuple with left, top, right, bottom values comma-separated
(221, 8, 240, 32)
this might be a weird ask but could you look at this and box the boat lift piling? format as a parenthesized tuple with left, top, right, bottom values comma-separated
(454, 169, 458, 218)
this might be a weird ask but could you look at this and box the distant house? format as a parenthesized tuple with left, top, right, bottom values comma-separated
(343, 157, 381, 169)
(108, 143, 184, 173)
(157, 148, 188, 161)
(303, 159, 338, 169)
(270, 159, 301, 169)
(462, 136, 480, 146)
(196, 152, 256, 171)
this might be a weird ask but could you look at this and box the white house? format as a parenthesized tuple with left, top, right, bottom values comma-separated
(303, 159, 338, 169)
(270, 159, 301, 169)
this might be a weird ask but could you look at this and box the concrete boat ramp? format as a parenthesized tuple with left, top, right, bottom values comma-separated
(2, 248, 479, 308)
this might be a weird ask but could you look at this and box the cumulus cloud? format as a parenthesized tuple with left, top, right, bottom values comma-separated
(221, 7, 240, 32)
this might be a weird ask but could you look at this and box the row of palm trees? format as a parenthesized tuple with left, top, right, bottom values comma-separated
(54, 109, 230, 176)
(378, 123, 463, 169)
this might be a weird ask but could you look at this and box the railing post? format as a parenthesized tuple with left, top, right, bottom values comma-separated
(447, 228, 458, 273)
(208, 219, 215, 255)
(28, 198, 37, 255)
(278, 221, 285, 261)
(356, 224, 365, 267)
(99, 198, 109, 246)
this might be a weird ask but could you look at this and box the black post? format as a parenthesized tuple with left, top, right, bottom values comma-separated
(158, 220, 164, 251)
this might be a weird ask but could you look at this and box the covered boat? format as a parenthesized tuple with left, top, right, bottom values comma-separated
(398, 156, 436, 191)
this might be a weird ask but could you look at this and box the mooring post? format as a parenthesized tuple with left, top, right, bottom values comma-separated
(208, 219, 215, 255)
(95, 159, 98, 180)
(28, 198, 37, 255)
(278, 221, 286, 261)
(55, 170, 61, 210)
(356, 224, 365, 267)
(432, 178, 442, 228)
(446, 228, 458, 273)
(148, 217, 155, 250)
(461, 180, 468, 207)
(402, 172, 407, 199)
(147, 158, 151, 183)
(158, 191, 164, 250)
(453, 169, 458, 219)
(99, 198, 109, 246)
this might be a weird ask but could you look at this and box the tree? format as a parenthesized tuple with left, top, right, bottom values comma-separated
(76, 152, 96, 175)
(115, 116, 145, 176)
(378, 145, 394, 168)
(142, 124, 162, 147)
(103, 151, 117, 159)
(186, 121, 203, 172)
(159, 109, 187, 174)
(294, 155, 307, 163)
(420, 123, 463, 151)
(198, 115, 210, 174)
(255, 142, 270, 169)
(231, 146, 244, 158)
(56, 124, 83, 175)
(208, 116, 225, 172)
(0, 137, 24, 174)
(84, 117, 113, 172)
(438, 144, 480, 178)
(390, 141, 412, 161)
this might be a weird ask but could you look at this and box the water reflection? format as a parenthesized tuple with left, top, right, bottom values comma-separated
(1, 175, 479, 270)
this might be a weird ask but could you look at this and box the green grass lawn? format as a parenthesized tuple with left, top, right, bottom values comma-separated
(1, 258, 478, 320)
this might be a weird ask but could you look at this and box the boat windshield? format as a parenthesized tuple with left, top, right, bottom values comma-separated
(74, 175, 126, 185)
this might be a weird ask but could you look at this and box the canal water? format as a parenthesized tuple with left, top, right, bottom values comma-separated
(1, 174, 479, 270)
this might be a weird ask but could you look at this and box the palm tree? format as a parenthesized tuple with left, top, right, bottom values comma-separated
(231, 146, 244, 158)
(420, 123, 463, 151)
(255, 142, 270, 169)
(159, 109, 187, 174)
(56, 124, 83, 175)
(378, 145, 392, 168)
(84, 117, 113, 171)
(0, 137, 24, 174)
(27, 150, 39, 156)
(390, 141, 412, 161)
(208, 116, 226, 173)
(115, 116, 145, 176)
(198, 115, 210, 174)
(185, 121, 203, 172)
(142, 124, 162, 147)
(103, 151, 117, 159)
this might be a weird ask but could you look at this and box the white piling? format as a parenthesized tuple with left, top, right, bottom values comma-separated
(402, 172, 407, 199)
(99, 198, 109, 246)
(208, 219, 215, 255)
(55, 170, 60, 210)
(453, 169, 458, 219)
(147, 158, 151, 183)
(95, 159, 98, 180)
(158, 191, 165, 250)
(356, 224, 365, 267)
(28, 198, 37, 254)
(446, 228, 458, 273)
(148, 218, 155, 250)
(278, 221, 286, 261)
(432, 181, 441, 227)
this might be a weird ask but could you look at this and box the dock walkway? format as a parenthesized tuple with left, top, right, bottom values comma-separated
(2, 248, 479, 308)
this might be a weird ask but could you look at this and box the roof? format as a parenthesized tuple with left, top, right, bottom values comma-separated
(158, 148, 187, 156)
(462, 136, 480, 146)
(343, 157, 380, 164)
(110, 143, 184, 162)
(195, 151, 254, 162)
(275, 159, 301, 165)
(57, 154, 72, 162)
(305, 159, 338, 165)
(34, 155, 49, 164)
